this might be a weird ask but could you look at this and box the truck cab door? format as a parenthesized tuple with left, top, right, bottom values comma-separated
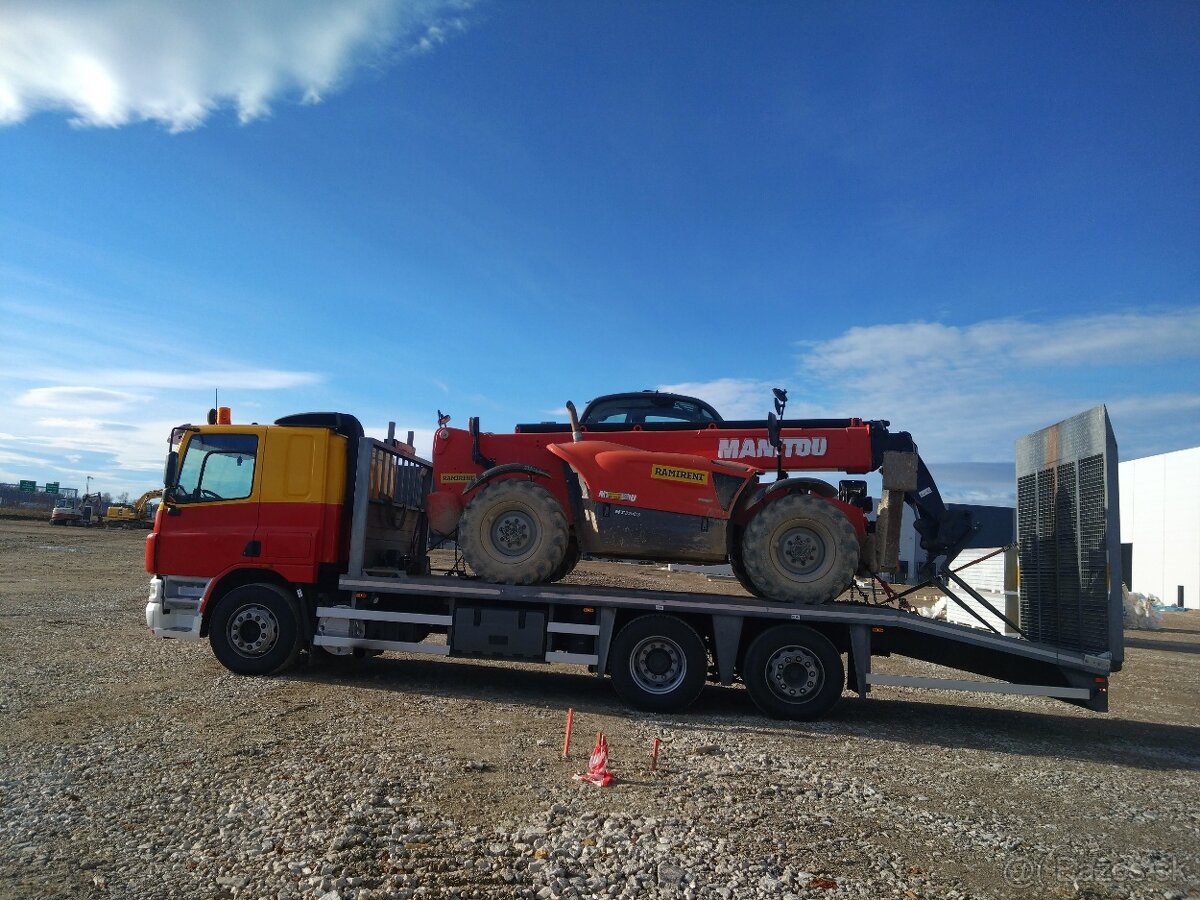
(152, 431, 263, 578)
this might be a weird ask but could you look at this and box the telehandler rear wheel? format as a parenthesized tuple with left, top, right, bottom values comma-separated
(458, 480, 568, 584)
(728, 534, 764, 598)
(740, 493, 859, 604)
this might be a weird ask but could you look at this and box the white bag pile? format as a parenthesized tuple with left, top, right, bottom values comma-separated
(1122, 585, 1163, 630)
(917, 597, 949, 621)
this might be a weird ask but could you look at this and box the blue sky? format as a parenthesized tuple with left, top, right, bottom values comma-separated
(1, 0, 1197, 504)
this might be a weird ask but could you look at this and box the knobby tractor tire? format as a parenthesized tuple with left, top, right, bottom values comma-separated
(458, 480, 568, 585)
(208, 583, 303, 676)
(740, 493, 860, 604)
(545, 537, 581, 584)
(728, 530, 764, 598)
(742, 624, 844, 720)
(609, 614, 709, 713)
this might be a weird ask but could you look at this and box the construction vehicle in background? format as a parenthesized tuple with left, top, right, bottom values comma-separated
(429, 389, 974, 604)
(104, 490, 163, 528)
(49, 493, 103, 526)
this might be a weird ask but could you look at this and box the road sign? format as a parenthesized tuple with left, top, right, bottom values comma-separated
(45, 482, 59, 495)
(19, 480, 35, 492)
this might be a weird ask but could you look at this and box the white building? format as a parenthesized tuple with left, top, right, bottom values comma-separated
(1119, 446, 1200, 609)
(895, 502, 1014, 584)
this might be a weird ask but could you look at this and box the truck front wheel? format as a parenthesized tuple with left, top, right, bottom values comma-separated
(209, 584, 303, 676)
(609, 615, 708, 713)
(742, 624, 844, 720)
(458, 480, 568, 584)
(740, 494, 859, 603)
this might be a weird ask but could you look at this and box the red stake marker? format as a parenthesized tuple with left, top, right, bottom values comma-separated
(562, 707, 574, 758)
(651, 737, 661, 771)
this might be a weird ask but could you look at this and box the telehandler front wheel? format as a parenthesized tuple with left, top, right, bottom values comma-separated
(546, 536, 581, 583)
(458, 480, 568, 585)
(740, 493, 859, 604)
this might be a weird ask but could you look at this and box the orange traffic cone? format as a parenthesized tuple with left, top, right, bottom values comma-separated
(574, 731, 614, 786)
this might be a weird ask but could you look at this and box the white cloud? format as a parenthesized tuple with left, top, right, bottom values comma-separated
(93, 369, 325, 391)
(794, 310, 1200, 460)
(15, 386, 146, 413)
(803, 308, 1200, 377)
(0, 355, 328, 495)
(0, 0, 473, 131)
(0, 448, 53, 468)
(655, 378, 786, 420)
(658, 308, 1200, 488)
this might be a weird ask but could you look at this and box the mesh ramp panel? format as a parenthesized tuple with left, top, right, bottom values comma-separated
(1015, 407, 1123, 667)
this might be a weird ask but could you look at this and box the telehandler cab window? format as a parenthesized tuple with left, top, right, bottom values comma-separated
(584, 396, 720, 426)
(174, 434, 258, 502)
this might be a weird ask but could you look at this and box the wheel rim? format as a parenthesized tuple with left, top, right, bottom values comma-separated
(763, 645, 824, 702)
(489, 507, 538, 557)
(629, 636, 687, 695)
(227, 603, 279, 657)
(775, 525, 826, 577)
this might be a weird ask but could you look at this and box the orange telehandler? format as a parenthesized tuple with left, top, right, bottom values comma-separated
(429, 389, 973, 604)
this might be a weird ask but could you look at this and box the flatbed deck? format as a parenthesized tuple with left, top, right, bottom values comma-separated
(329, 572, 1112, 711)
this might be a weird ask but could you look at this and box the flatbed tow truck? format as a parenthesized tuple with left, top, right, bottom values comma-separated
(146, 402, 1122, 721)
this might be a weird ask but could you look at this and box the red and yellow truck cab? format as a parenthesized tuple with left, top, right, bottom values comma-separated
(146, 410, 367, 642)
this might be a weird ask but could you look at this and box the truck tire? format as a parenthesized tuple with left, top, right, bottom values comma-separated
(609, 615, 708, 713)
(209, 583, 303, 676)
(742, 624, 844, 720)
(458, 480, 568, 584)
(740, 493, 859, 603)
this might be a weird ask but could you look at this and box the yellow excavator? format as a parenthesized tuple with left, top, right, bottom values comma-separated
(103, 490, 162, 529)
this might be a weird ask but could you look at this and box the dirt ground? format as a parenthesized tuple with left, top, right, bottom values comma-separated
(1, 519, 1197, 899)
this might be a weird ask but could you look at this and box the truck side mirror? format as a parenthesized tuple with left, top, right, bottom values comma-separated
(163, 451, 178, 495)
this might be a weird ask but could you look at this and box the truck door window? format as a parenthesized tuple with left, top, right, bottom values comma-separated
(175, 434, 258, 502)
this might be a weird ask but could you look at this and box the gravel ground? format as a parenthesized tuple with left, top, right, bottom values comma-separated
(1, 519, 1198, 900)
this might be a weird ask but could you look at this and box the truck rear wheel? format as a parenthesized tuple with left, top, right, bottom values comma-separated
(458, 480, 568, 584)
(609, 615, 708, 713)
(740, 494, 859, 603)
(742, 624, 844, 720)
(209, 584, 303, 676)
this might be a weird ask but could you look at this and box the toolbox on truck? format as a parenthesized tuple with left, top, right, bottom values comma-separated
(452, 606, 546, 659)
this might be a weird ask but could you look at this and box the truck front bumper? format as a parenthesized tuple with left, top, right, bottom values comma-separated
(145, 576, 207, 640)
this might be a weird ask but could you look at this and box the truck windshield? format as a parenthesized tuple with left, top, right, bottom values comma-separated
(175, 434, 258, 502)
